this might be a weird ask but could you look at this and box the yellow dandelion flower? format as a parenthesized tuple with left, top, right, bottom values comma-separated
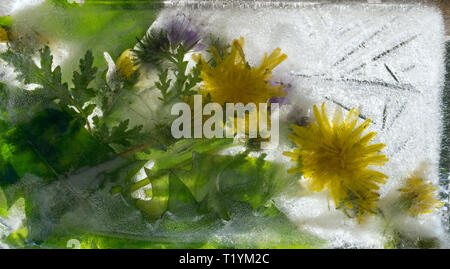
(194, 37, 287, 105)
(283, 102, 389, 220)
(0, 27, 8, 43)
(116, 49, 139, 79)
(400, 176, 444, 216)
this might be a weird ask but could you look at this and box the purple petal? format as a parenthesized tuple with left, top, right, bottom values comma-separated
(164, 14, 204, 51)
(268, 80, 292, 106)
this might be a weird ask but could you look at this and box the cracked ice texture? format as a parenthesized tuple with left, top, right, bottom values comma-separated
(154, 1, 447, 248)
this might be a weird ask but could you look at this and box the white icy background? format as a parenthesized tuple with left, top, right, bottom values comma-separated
(151, 3, 448, 248)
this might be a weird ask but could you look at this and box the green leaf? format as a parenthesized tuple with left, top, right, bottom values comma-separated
(0, 186, 7, 216)
(0, 108, 113, 212)
(0, 75, 55, 125)
(2, 46, 148, 154)
(97, 119, 143, 147)
(91, 70, 149, 149)
(1, 46, 144, 150)
(134, 144, 295, 221)
(135, 138, 234, 170)
(0, 47, 67, 102)
(166, 172, 199, 217)
(47, 0, 81, 8)
(0, 47, 99, 129)
(134, 168, 200, 220)
(171, 152, 295, 219)
(0, 118, 56, 185)
(14, 109, 112, 175)
(155, 67, 171, 101)
(4, 227, 28, 248)
(71, 50, 98, 107)
(0, 16, 12, 28)
(135, 171, 169, 221)
(152, 45, 202, 104)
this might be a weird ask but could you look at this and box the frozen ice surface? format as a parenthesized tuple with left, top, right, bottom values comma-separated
(0, 0, 44, 16)
(0, 197, 26, 249)
(152, 2, 447, 248)
(0, 0, 447, 248)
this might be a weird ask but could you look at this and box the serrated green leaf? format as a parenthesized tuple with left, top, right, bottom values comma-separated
(171, 152, 295, 219)
(0, 108, 113, 212)
(0, 47, 98, 130)
(97, 119, 144, 147)
(71, 50, 97, 105)
(0, 47, 66, 102)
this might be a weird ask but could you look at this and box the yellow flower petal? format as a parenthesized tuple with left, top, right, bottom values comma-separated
(400, 175, 444, 215)
(116, 49, 139, 79)
(195, 36, 287, 105)
(283, 102, 388, 221)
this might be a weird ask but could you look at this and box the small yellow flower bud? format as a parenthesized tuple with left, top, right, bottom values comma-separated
(400, 175, 444, 216)
(116, 49, 139, 79)
(0, 27, 8, 43)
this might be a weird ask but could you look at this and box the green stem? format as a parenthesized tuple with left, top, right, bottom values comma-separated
(119, 140, 155, 158)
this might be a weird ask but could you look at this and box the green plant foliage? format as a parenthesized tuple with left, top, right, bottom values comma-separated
(94, 118, 143, 147)
(157, 46, 201, 104)
(174, 152, 292, 219)
(0, 197, 28, 247)
(136, 172, 170, 221)
(0, 187, 7, 217)
(135, 138, 235, 170)
(0, 16, 12, 28)
(0, 1, 328, 249)
(0, 47, 97, 129)
(133, 145, 296, 222)
(39, 201, 325, 249)
(133, 29, 170, 66)
(1, 45, 148, 151)
(9, 0, 162, 79)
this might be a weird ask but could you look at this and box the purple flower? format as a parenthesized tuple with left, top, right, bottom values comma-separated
(164, 14, 205, 51)
(268, 80, 293, 106)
